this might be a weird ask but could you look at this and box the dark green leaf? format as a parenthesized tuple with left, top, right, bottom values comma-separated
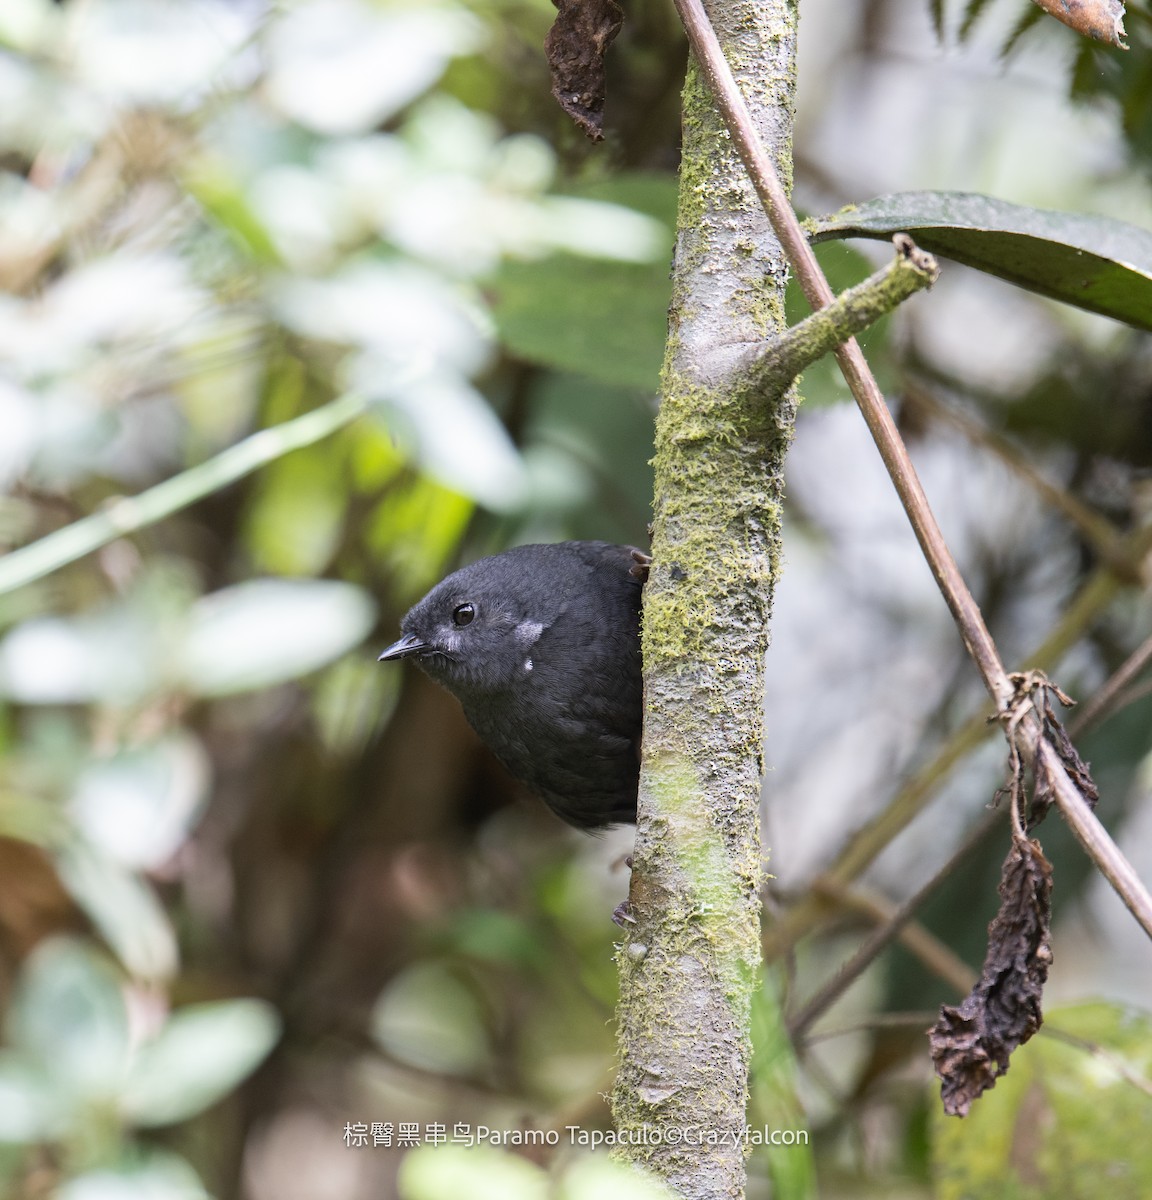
(486, 172, 675, 391)
(489, 252, 670, 390)
(809, 191, 1152, 330)
(1002, 4, 1045, 56)
(929, 0, 946, 43)
(959, 0, 997, 41)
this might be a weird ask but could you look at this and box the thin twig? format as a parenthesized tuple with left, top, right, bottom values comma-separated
(0, 392, 369, 596)
(803, 1011, 941, 1042)
(763, 554, 1143, 963)
(1041, 1024, 1152, 1101)
(674, 0, 1152, 942)
(787, 812, 995, 1040)
(902, 380, 1135, 580)
(750, 235, 938, 388)
(1070, 630, 1152, 736)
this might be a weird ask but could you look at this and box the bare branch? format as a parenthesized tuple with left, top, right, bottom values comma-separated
(902, 381, 1137, 582)
(1070, 630, 1152, 736)
(741, 236, 938, 391)
(786, 814, 994, 1041)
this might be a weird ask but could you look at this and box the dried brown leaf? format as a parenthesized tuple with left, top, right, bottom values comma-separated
(1030, 0, 1127, 47)
(544, 0, 624, 142)
(929, 836, 1053, 1117)
(1028, 685, 1099, 827)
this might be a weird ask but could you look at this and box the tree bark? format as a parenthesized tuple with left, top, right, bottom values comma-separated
(611, 2, 799, 1197)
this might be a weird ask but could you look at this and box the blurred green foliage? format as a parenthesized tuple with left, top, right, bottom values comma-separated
(0, 0, 663, 1194)
(932, 1004, 1152, 1199)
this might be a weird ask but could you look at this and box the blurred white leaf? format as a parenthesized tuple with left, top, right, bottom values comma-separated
(56, 1152, 212, 1200)
(0, 255, 207, 377)
(8, 937, 130, 1100)
(398, 1146, 547, 1200)
(357, 363, 527, 510)
(265, 0, 480, 135)
(0, 610, 161, 705)
(247, 163, 349, 269)
(73, 0, 256, 107)
(276, 261, 492, 375)
(0, 1053, 71, 1141)
(402, 96, 501, 174)
(538, 197, 670, 263)
(56, 845, 179, 980)
(486, 134, 556, 195)
(0, 47, 104, 154)
(372, 961, 491, 1075)
(0, 0, 62, 53)
(178, 578, 377, 696)
(70, 736, 210, 871)
(121, 999, 280, 1126)
(0, 376, 39, 485)
(559, 1158, 676, 1200)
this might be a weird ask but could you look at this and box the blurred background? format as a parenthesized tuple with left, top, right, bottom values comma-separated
(0, 0, 1150, 1196)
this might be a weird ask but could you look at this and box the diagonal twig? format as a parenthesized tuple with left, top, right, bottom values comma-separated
(901, 380, 1136, 581)
(673, 0, 1152, 941)
(1070, 629, 1152, 736)
(0, 392, 368, 597)
(786, 811, 996, 1041)
(763, 536, 1152, 964)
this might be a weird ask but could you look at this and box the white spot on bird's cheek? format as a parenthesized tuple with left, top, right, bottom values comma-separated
(524, 658, 533, 673)
(515, 620, 544, 647)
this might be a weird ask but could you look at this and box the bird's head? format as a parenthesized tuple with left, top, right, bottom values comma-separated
(378, 564, 549, 696)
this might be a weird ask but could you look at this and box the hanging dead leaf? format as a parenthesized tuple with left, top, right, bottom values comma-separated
(544, 0, 624, 141)
(1028, 684, 1099, 827)
(929, 835, 1053, 1117)
(1030, 0, 1127, 47)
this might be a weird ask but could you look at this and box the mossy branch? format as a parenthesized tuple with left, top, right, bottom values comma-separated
(611, 2, 808, 1197)
(741, 235, 937, 392)
(677, 0, 1152, 943)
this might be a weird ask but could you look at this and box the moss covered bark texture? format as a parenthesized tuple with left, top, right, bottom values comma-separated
(611, 2, 799, 1197)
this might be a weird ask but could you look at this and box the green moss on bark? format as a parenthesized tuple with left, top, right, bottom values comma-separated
(611, 4, 801, 1198)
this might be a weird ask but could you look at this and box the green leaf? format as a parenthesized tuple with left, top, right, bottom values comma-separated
(8, 938, 130, 1101)
(558, 1157, 676, 1200)
(56, 1151, 211, 1200)
(184, 159, 282, 266)
(372, 962, 491, 1076)
(932, 1002, 1152, 1200)
(55, 844, 179, 980)
(0, 1053, 70, 1141)
(489, 252, 670, 390)
(809, 192, 1152, 330)
(398, 1145, 547, 1200)
(121, 999, 280, 1127)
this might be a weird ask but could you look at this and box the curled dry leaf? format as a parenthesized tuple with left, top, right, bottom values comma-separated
(1030, 0, 1127, 47)
(544, 0, 624, 141)
(929, 835, 1053, 1117)
(1028, 684, 1100, 827)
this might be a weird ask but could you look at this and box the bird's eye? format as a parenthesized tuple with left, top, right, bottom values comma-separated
(452, 603, 475, 627)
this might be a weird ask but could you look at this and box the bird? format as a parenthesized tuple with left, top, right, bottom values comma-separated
(378, 541, 647, 830)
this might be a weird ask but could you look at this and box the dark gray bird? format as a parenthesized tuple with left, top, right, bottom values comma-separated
(378, 541, 646, 829)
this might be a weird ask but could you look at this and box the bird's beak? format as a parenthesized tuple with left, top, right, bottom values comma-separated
(378, 633, 429, 661)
